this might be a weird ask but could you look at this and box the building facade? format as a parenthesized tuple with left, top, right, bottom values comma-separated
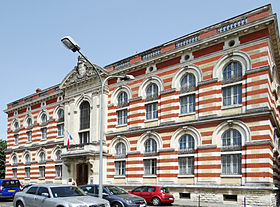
(4, 4, 280, 206)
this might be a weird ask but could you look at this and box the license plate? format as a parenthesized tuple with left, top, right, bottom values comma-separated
(169, 198, 174, 200)
(140, 205, 146, 207)
(8, 190, 15, 192)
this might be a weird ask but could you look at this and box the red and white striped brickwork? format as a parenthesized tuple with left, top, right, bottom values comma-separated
(5, 87, 64, 184)
(106, 6, 280, 191)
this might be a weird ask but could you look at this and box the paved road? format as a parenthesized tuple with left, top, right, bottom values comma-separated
(0, 200, 181, 207)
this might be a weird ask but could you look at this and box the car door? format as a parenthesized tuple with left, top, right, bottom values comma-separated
(24, 186, 38, 207)
(33, 187, 51, 207)
(141, 186, 155, 203)
(132, 186, 148, 201)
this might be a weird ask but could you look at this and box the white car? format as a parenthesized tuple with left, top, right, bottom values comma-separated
(13, 184, 110, 207)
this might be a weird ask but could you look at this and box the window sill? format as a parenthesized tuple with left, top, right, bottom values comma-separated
(24, 178, 30, 180)
(55, 177, 62, 180)
(144, 119, 158, 123)
(143, 175, 157, 178)
(114, 175, 125, 179)
(179, 112, 195, 117)
(221, 174, 242, 178)
(57, 135, 64, 139)
(39, 177, 45, 180)
(116, 124, 128, 128)
(178, 174, 194, 178)
(221, 104, 242, 110)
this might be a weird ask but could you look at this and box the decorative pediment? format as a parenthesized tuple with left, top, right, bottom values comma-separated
(60, 56, 108, 89)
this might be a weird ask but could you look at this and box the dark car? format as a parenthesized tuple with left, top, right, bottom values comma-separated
(80, 184, 147, 207)
(129, 185, 174, 206)
(0, 179, 21, 199)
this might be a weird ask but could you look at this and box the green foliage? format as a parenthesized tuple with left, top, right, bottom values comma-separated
(0, 140, 7, 179)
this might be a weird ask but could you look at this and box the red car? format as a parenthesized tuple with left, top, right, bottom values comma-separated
(129, 186, 174, 206)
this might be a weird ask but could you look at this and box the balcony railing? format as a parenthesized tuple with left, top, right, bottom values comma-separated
(217, 18, 247, 33)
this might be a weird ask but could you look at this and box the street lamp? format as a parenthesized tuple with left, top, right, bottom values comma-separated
(61, 36, 135, 198)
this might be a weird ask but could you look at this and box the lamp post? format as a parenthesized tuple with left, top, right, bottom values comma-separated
(61, 36, 135, 198)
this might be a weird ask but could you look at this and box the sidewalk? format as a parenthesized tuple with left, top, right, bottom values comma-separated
(173, 199, 240, 207)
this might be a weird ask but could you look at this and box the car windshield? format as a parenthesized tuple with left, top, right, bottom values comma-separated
(105, 186, 128, 195)
(160, 187, 170, 193)
(51, 186, 86, 198)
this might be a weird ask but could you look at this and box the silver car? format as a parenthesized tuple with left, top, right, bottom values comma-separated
(13, 184, 110, 207)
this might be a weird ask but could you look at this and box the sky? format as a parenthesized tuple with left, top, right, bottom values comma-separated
(0, 0, 279, 140)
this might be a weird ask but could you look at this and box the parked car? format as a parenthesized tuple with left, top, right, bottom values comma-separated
(13, 184, 110, 207)
(0, 179, 21, 199)
(129, 185, 174, 206)
(79, 184, 147, 207)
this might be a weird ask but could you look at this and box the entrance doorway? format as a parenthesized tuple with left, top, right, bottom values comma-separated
(76, 163, 88, 186)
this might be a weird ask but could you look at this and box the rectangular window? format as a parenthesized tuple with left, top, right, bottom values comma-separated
(178, 157, 194, 175)
(144, 159, 157, 175)
(57, 124, 64, 137)
(221, 154, 241, 175)
(12, 168, 17, 178)
(55, 165, 62, 178)
(145, 103, 158, 120)
(115, 161, 125, 176)
(117, 109, 127, 125)
(25, 167, 30, 178)
(79, 131, 89, 144)
(222, 85, 242, 106)
(14, 135, 19, 145)
(39, 166, 45, 178)
(27, 131, 32, 142)
(41, 128, 47, 140)
(180, 94, 195, 114)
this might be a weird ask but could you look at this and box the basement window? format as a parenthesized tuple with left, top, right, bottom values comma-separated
(223, 194, 237, 201)
(179, 192, 190, 199)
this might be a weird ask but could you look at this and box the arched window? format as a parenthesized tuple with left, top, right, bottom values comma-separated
(25, 154, 31, 163)
(223, 62, 242, 81)
(80, 101, 90, 130)
(14, 122, 19, 131)
(146, 84, 158, 101)
(222, 129, 241, 147)
(117, 92, 128, 108)
(39, 152, 46, 163)
(27, 118, 32, 127)
(144, 138, 157, 153)
(41, 113, 47, 124)
(117, 92, 128, 125)
(222, 62, 242, 106)
(12, 156, 17, 165)
(57, 109, 64, 123)
(180, 73, 196, 92)
(115, 142, 126, 156)
(179, 135, 195, 150)
(57, 109, 64, 137)
(55, 150, 62, 161)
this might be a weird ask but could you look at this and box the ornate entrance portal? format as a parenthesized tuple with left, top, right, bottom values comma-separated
(77, 163, 88, 186)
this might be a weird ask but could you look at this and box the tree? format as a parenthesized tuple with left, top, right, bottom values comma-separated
(0, 140, 6, 179)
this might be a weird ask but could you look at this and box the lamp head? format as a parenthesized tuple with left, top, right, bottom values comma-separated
(120, 75, 135, 81)
(61, 36, 81, 52)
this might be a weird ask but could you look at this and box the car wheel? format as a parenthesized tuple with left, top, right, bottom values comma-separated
(112, 202, 122, 207)
(16, 201, 24, 207)
(152, 197, 161, 206)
